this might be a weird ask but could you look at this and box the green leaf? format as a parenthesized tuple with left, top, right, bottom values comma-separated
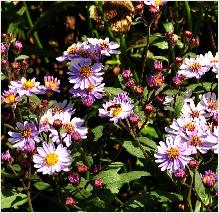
(175, 95, 184, 117)
(15, 55, 29, 60)
(194, 171, 208, 204)
(91, 125, 103, 141)
(141, 126, 159, 139)
(11, 164, 21, 172)
(163, 22, 174, 32)
(29, 94, 41, 104)
(1, 170, 17, 179)
(34, 182, 52, 191)
(104, 87, 124, 97)
(152, 40, 168, 49)
(135, 137, 157, 149)
(96, 163, 150, 193)
(154, 56, 169, 62)
(122, 141, 145, 158)
(1, 73, 7, 80)
(26, 68, 33, 73)
(16, 6, 26, 16)
(150, 190, 183, 203)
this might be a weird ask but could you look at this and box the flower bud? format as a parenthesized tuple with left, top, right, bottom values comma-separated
(68, 172, 81, 185)
(134, 1, 145, 15)
(53, 119, 62, 129)
(1, 43, 7, 54)
(165, 31, 174, 40)
(13, 40, 23, 54)
(212, 112, 218, 126)
(93, 178, 104, 188)
(129, 113, 139, 125)
(183, 30, 193, 40)
(153, 60, 163, 73)
(172, 74, 185, 88)
(147, 74, 164, 88)
(91, 165, 100, 175)
(201, 170, 217, 187)
(71, 131, 81, 142)
(135, 86, 144, 97)
(11, 61, 21, 71)
(144, 104, 154, 115)
(82, 95, 94, 107)
(41, 99, 49, 107)
(174, 168, 186, 180)
(65, 196, 76, 206)
(190, 38, 198, 47)
(1, 150, 13, 163)
(21, 60, 29, 69)
(175, 57, 183, 65)
(77, 163, 88, 174)
(149, 5, 159, 13)
(155, 93, 165, 104)
(188, 159, 198, 169)
(1, 59, 9, 69)
(169, 37, 177, 46)
(122, 68, 132, 80)
(125, 79, 136, 90)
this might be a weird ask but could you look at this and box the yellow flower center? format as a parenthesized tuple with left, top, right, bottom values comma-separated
(22, 128, 32, 139)
(22, 80, 35, 90)
(5, 94, 16, 104)
(208, 100, 218, 110)
(86, 84, 95, 92)
(100, 41, 109, 50)
(190, 110, 200, 118)
(51, 107, 63, 115)
(67, 44, 78, 55)
(167, 147, 180, 160)
(184, 122, 196, 131)
(189, 136, 202, 147)
(154, 0, 163, 6)
(190, 62, 202, 73)
(62, 123, 74, 134)
(80, 66, 92, 78)
(112, 107, 122, 117)
(45, 81, 58, 90)
(44, 153, 58, 166)
(203, 175, 215, 186)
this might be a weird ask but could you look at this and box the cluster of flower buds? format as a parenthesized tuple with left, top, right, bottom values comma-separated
(1, 150, 14, 164)
(182, 30, 198, 48)
(134, 1, 145, 15)
(165, 31, 177, 46)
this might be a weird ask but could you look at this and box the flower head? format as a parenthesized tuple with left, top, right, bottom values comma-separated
(1, 150, 13, 163)
(204, 51, 219, 74)
(201, 170, 217, 187)
(68, 172, 81, 185)
(43, 76, 60, 93)
(13, 40, 23, 53)
(206, 126, 218, 154)
(154, 135, 192, 173)
(33, 143, 72, 175)
(99, 92, 134, 123)
(68, 58, 103, 90)
(8, 121, 40, 149)
(2, 89, 22, 108)
(147, 74, 164, 88)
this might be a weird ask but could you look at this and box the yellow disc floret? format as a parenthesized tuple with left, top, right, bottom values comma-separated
(44, 153, 58, 166)
(167, 147, 180, 160)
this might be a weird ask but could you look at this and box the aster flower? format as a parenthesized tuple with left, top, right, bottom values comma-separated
(50, 112, 88, 147)
(13, 40, 23, 53)
(181, 99, 205, 119)
(48, 100, 75, 116)
(8, 121, 40, 149)
(206, 126, 218, 154)
(68, 58, 103, 90)
(87, 38, 120, 56)
(200, 92, 218, 117)
(43, 76, 60, 93)
(9, 77, 43, 97)
(181, 129, 214, 154)
(154, 135, 192, 173)
(33, 142, 72, 175)
(1, 150, 13, 163)
(39, 111, 53, 132)
(147, 74, 164, 88)
(99, 92, 134, 123)
(204, 51, 219, 74)
(144, 0, 166, 8)
(201, 170, 217, 187)
(178, 56, 210, 79)
(2, 89, 22, 108)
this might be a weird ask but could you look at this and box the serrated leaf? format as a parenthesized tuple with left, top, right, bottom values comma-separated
(15, 55, 29, 60)
(175, 95, 184, 117)
(92, 125, 103, 141)
(34, 182, 52, 191)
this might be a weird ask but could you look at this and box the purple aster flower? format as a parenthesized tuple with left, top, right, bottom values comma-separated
(68, 172, 81, 185)
(87, 37, 120, 56)
(1, 150, 13, 163)
(20, 141, 36, 154)
(181, 129, 214, 154)
(8, 121, 40, 149)
(154, 135, 192, 173)
(49, 100, 75, 116)
(2, 88, 22, 109)
(39, 111, 53, 132)
(172, 74, 185, 88)
(67, 58, 103, 90)
(153, 60, 163, 72)
(178, 56, 210, 79)
(9, 77, 43, 97)
(201, 170, 217, 187)
(99, 92, 134, 124)
(200, 92, 218, 117)
(147, 74, 164, 88)
(86, 44, 101, 62)
(33, 142, 72, 175)
(43, 76, 61, 93)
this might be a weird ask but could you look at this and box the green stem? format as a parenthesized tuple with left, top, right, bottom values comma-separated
(95, 1, 115, 40)
(184, 1, 192, 31)
(186, 170, 195, 211)
(23, 1, 49, 64)
(26, 166, 34, 212)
